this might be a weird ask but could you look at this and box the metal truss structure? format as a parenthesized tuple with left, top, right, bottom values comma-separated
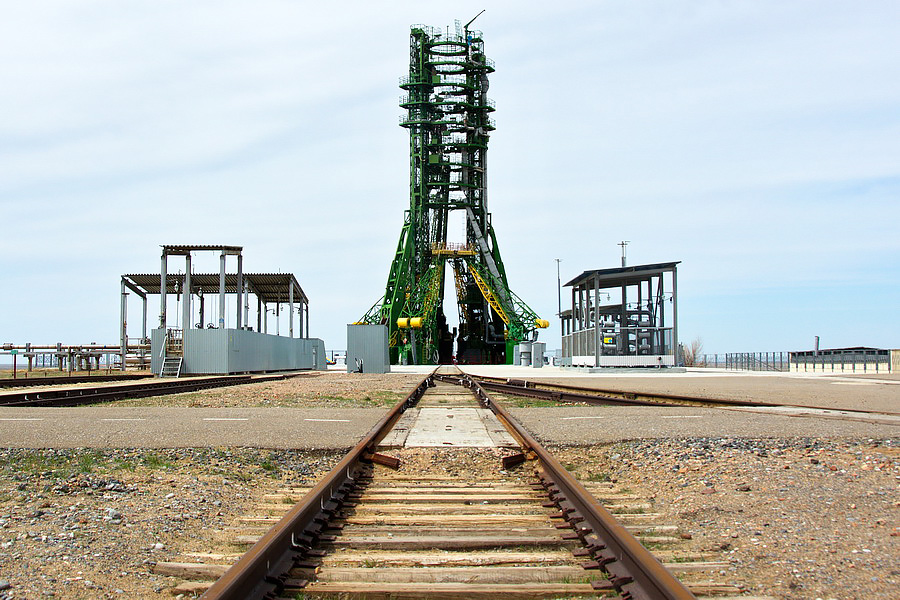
(359, 20, 547, 364)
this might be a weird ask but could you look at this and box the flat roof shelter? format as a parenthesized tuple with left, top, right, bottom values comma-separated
(119, 245, 321, 375)
(561, 262, 679, 368)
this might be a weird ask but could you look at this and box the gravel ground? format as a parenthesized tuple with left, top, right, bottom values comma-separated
(104, 372, 425, 408)
(0, 448, 342, 599)
(554, 438, 899, 600)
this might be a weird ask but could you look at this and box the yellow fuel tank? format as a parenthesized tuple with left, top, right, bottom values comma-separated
(396, 317, 424, 329)
(535, 319, 550, 328)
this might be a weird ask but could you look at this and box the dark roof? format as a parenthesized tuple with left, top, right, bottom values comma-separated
(161, 244, 243, 255)
(792, 346, 887, 356)
(122, 273, 307, 304)
(564, 262, 680, 288)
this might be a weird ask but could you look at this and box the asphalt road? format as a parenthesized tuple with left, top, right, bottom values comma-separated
(0, 404, 896, 449)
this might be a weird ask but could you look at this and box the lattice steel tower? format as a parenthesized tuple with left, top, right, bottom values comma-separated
(359, 20, 547, 365)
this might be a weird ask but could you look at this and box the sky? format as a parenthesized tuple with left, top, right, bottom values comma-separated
(1, 0, 898, 356)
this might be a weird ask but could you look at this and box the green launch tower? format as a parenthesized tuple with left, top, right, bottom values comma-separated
(359, 20, 547, 365)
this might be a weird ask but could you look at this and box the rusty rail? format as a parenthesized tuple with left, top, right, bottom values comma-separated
(443, 371, 697, 600)
(200, 371, 435, 600)
(0, 373, 300, 407)
(467, 374, 783, 408)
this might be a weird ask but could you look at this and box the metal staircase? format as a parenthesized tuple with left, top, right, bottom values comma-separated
(159, 356, 183, 378)
(159, 328, 184, 377)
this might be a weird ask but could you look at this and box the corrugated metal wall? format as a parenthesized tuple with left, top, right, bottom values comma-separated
(151, 328, 326, 375)
(346, 325, 390, 374)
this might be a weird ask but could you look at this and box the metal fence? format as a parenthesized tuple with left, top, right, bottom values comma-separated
(699, 352, 789, 371)
(699, 350, 892, 373)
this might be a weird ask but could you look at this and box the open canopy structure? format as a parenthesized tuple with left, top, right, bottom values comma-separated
(562, 262, 679, 368)
(118, 245, 319, 375)
(120, 244, 309, 347)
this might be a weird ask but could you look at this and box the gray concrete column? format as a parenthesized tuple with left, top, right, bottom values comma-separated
(236, 254, 243, 329)
(593, 276, 600, 366)
(182, 253, 192, 331)
(289, 284, 294, 338)
(299, 302, 305, 338)
(672, 266, 678, 358)
(141, 295, 147, 342)
(218, 252, 226, 329)
(159, 252, 167, 329)
(305, 302, 309, 339)
(243, 281, 250, 330)
(120, 279, 128, 371)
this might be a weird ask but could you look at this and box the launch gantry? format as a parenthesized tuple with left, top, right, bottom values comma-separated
(359, 20, 547, 365)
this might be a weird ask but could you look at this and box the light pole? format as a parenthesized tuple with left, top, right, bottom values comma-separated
(618, 241, 629, 267)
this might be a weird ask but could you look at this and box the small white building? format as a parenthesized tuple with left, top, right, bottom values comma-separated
(561, 262, 678, 368)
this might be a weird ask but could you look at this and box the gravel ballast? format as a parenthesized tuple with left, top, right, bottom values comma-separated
(0, 448, 342, 599)
(555, 437, 899, 600)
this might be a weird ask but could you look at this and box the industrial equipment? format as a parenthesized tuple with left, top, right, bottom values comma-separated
(359, 20, 546, 365)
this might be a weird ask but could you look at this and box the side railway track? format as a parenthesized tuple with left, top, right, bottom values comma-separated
(0, 372, 306, 407)
(463, 373, 900, 426)
(0, 372, 155, 388)
(196, 367, 731, 600)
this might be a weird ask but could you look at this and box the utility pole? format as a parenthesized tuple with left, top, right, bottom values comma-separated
(618, 241, 629, 267)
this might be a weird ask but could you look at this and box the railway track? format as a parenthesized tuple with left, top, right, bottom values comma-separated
(192, 367, 752, 600)
(464, 374, 900, 426)
(0, 372, 304, 407)
(0, 372, 155, 388)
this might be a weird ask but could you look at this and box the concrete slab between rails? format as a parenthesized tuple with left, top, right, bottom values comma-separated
(402, 407, 518, 448)
(0, 407, 386, 449)
(508, 406, 900, 445)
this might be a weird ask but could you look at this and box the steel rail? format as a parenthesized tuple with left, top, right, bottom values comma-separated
(467, 374, 900, 417)
(444, 372, 697, 600)
(0, 373, 155, 389)
(200, 370, 435, 600)
(468, 376, 683, 407)
(0, 373, 297, 407)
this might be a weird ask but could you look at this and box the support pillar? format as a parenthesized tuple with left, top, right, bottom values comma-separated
(159, 252, 167, 329)
(182, 253, 192, 332)
(218, 252, 226, 329)
(672, 265, 678, 359)
(304, 302, 309, 339)
(141, 295, 147, 342)
(257, 296, 262, 333)
(243, 281, 250, 330)
(289, 283, 294, 338)
(299, 302, 305, 338)
(593, 275, 600, 367)
(236, 254, 243, 329)
(263, 302, 268, 334)
(120, 279, 128, 371)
